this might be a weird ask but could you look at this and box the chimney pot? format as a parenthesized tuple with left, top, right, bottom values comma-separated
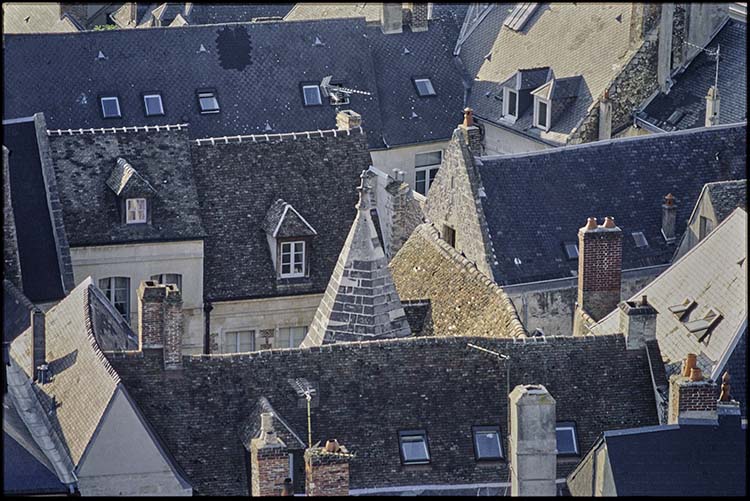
(641, 295, 648, 306)
(462, 107, 474, 127)
(682, 353, 697, 377)
(664, 193, 675, 206)
(689, 367, 703, 382)
(381, 3, 403, 34)
(602, 216, 616, 229)
(325, 439, 341, 453)
(719, 371, 731, 401)
(584, 217, 598, 230)
(261, 412, 274, 434)
(281, 478, 294, 496)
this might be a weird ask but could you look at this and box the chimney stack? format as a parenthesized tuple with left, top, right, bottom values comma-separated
(381, 3, 403, 34)
(705, 85, 720, 127)
(458, 108, 483, 156)
(304, 440, 353, 496)
(251, 412, 289, 497)
(661, 193, 677, 242)
(618, 295, 658, 350)
(137, 280, 166, 348)
(163, 284, 183, 370)
(405, 3, 429, 32)
(573, 216, 623, 335)
(657, 3, 675, 93)
(509, 384, 557, 497)
(717, 372, 742, 428)
(667, 355, 718, 424)
(598, 91, 612, 140)
(336, 109, 362, 131)
(31, 309, 46, 383)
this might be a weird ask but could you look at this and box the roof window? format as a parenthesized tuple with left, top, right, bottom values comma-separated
(632, 231, 649, 248)
(503, 88, 518, 121)
(556, 421, 579, 456)
(399, 430, 430, 464)
(564, 242, 579, 260)
(414, 78, 436, 97)
(683, 308, 723, 341)
(197, 91, 220, 114)
(473, 426, 504, 461)
(504, 3, 540, 31)
(100, 96, 121, 118)
(143, 94, 164, 116)
(668, 297, 696, 320)
(534, 97, 550, 131)
(302, 85, 322, 106)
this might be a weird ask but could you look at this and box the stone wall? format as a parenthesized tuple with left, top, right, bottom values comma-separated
(305, 449, 350, 496)
(672, 4, 689, 70)
(386, 179, 424, 259)
(3, 146, 23, 288)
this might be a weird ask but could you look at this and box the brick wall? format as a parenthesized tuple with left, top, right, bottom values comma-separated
(138, 282, 166, 348)
(305, 449, 350, 496)
(668, 375, 719, 424)
(3, 146, 23, 288)
(576, 225, 623, 322)
(251, 445, 288, 496)
(407, 3, 429, 32)
(164, 286, 183, 370)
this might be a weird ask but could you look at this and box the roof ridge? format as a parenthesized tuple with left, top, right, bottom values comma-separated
(193, 126, 365, 146)
(47, 123, 189, 136)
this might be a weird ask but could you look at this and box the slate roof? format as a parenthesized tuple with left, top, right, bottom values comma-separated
(113, 3, 294, 28)
(3, 119, 66, 302)
(262, 199, 317, 238)
(3, 16, 463, 149)
(390, 223, 527, 338)
(638, 19, 747, 131)
(460, 3, 636, 143)
(2, 2, 81, 34)
(190, 127, 371, 302)
(474, 123, 747, 285)
(105, 157, 157, 197)
(592, 208, 747, 416)
(285, 3, 469, 25)
(108, 333, 660, 495)
(706, 179, 747, 222)
(46, 127, 205, 246)
(3, 280, 35, 347)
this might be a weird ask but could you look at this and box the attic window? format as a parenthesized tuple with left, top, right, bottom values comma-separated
(668, 297, 696, 319)
(197, 91, 220, 114)
(683, 308, 723, 341)
(503, 88, 518, 121)
(143, 94, 164, 116)
(632, 231, 649, 248)
(564, 242, 579, 260)
(414, 78, 436, 97)
(100, 96, 121, 118)
(126, 198, 147, 224)
(556, 422, 579, 456)
(534, 97, 550, 131)
(302, 85, 322, 106)
(473, 426, 503, 461)
(399, 430, 431, 464)
(280, 241, 306, 278)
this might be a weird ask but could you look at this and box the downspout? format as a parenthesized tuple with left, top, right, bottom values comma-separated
(203, 301, 213, 355)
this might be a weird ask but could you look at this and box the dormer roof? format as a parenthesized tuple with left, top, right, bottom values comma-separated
(105, 157, 156, 197)
(502, 67, 552, 91)
(262, 199, 317, 239)
(531, 75, 582, 101)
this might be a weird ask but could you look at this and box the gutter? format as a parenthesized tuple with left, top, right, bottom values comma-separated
(203, 301, 213, 355)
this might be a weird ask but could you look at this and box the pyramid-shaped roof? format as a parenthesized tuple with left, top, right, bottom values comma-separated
(105, 157, 156, 197)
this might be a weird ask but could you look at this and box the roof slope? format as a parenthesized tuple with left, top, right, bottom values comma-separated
(592, 209, 747, 411)
(390, 223, 527, 338)
(47, 127, 205, 246)
(109, 334, 658, 495)
(3, 280, 35, 346)
(707, 179, 747, 222)
(2, 2, 81, 34)
(639, 19, 746, 131)
(190, 127, 371, 301)
(475, 123, 747, 284)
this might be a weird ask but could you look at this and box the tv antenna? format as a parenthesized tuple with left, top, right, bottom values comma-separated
(320, 75, 373, 108)
(290, 378, 317, 448)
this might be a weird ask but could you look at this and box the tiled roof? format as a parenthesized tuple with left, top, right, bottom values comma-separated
(285, 3, 469, 24)
(3, 280, 35, 346)
(262, 199, 317, 238)
(639, 19, 747, 131)
(461, 3, 635, 142)
(47, 127, 205, 246)
(105, 157, 157, 196)
(474, 123, 747, 284)
(191, 126, 371, 302)
(108, 334, 659, 495)
(2, 2, 81, 34)
(390, 223, 527, 338)
(3, 16, 463, 149)
(706, 179, 747, 222)
(592, 208, 747, 415)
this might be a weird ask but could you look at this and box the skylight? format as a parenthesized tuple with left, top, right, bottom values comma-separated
(564, 242, 579, 260)
(197, 91, 220, 114)
(143, 94, 164, 116)
(556, 422, 579, 456)
(399, 430, 430, 464)
(668, 297, 696, 319)
(414, 78, 436, 97)
(683, 308, 723, 341)
(473, 426, 503, 460)
(302, 85, 322, 106)
(632, 231, 649, 248)
(504, 3, 540, 31)
(100, 96, 121, 119)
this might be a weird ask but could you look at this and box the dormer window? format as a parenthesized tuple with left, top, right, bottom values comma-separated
(414, 78, 436, 97)
(534, 97, 550, 131)
(126, 198, 147, 224)
(503, 88, 518, 121)
(302, 84, 322, 106)
(280, 241, 306, 278)
(100, 96, 121, 118)
(683, 307, 723, 341)
(143, 94, 164, 116)
(263, 199, 317, 280)
(197, 90, 220, 114)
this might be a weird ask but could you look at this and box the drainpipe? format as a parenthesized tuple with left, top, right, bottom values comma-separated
(203, 301, 213, 354)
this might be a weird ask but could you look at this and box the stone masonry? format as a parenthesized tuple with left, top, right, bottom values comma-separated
(163, 284, 183, 370)
(3, 145, 23, 289)
(251, 445, 288, 496)
(138, 281, 166, 348)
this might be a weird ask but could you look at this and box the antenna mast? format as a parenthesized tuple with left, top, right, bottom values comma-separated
(320, 75, 373, 109)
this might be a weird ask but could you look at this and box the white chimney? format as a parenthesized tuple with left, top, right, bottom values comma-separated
(381, 3, 403, 34)
(705, 85, 720, 127)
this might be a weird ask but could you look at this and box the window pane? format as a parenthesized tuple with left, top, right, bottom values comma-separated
(507, 91, 517, 116)
(415, 79, 435, 96)
(238, 331, 255, 352)
(538, 101, 548, 127)
(99, 278, 112, 297)
(225, 332, 238, 352)
(276, 328, 291, 348)
(415, 151, 442, 167)
(101, 97, 120, 118)
(428, 167, 439, 187)
(292, 327, 307, 346)
(303, 86, 322, 105)
(415, 170, 427, 196)
(144, 95, 164, 116)
(401, 435, 429, 462)
(282, 263, 291, 274)
(556, 427, 577, 454)
(474, 430, 502, 459)
(294, 242, 304, 253)
(199, 93, 219, 112)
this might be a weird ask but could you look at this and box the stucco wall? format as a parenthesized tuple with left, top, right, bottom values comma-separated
(77, 388, 192, 496)
(479, 118, 552, 155)
(369, 140, 450, 195)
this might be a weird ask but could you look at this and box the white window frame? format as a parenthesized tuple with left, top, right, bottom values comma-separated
(276, 326, 308, 348)
(126, 198, 147, 224)
(472, 426, 503, 461)
(399, 430, 431, 464)
(280, 241, 306, 278)
(414, 78, 436, 97)
(555, 422, 579, 456)
(150, 273, 182, 291)
(564, 242, 579, 260)
(302, 85, 322, 106)
(197, 91, 220, 114)
(98, 276, 130, 321)
(143, 94, 164, 116)
(414, 150, 442, 196)
(100, 96, 121, 118)
(223, 329, 256, 353)
(534, 96, 551, 131)
(502, 88, 518, 122)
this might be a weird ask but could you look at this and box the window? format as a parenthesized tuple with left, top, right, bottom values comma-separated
(276, 326, 308, 348)
(399, 430, 430, 464)
(473, 426, 503, 460)
(556, 422, 579, 456)
(414, 78, 436, 97)
(197, 91, 220, 113)
(504, 89, 518, 119)
(443, 225, 456, 248)
(302, 85, 322, 106)
(699, 216, 714, 240)
(126, 198, 147, 224)
(100, 96, 121, 118)
(414, 150, 442, 195)
(668, 297, 696, 319)
(224, 330, 256, 353)
(280, 241, 305, 278)
(143, 94, 164, 116)
(564, 242, 579, 260)
(99, 277, 130, 320)
(683, 308, 722, 341)
(632, 231, 649, 248)
(535, 98, 549, 130)
(150, 273, 182, 291)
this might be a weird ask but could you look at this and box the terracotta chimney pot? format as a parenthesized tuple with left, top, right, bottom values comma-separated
(325, 439, 340, 453)
(719, 371, 731, 401)
(664, 193, 675, 206)
(602, 216, 616, 229)
(463, 107, 474, 127)
(584, 217, 598, 230)
(682, 353, 697, 377)
(689, 367, 703, 382)
(640, 295, 648, 306)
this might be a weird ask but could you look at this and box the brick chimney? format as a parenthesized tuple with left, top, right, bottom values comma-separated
(667, 354, 718, 424)
(574, 217, 623, 331)
(405, 3, 429, 32)
(509, 384, 557, 497)
(381, 3, 403, 34)
(31, 309, 47, 383)
(661, 193, 677, 242)
(705, 85, 720, 127)
(251, 412, 289, 497)
(336, 110, 362, 131)
(458, 108, 483, 156)
(137, 280, 166, 349)
(163, 284, 183, 370)
(618, 295, 658, 350)
(304, 440, 353, 496)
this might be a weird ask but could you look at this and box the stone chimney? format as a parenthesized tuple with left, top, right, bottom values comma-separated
(598, 91, 612, 140)
(667, 354, 718, 424)
(661, 193, 677, 242)
(31, 309, 46, 383)
(405, 3, 429, 32)
(137, 280, 166, 349)
(509, 384, 557, 497)
(251, 412, 289, 497)
(657, 3, 675, 93)
(381, 3, 403, 34)
(336, 110, 362, 131)
(574, 217, 623, 330)
(163, 284, 183, 370)
(304, 440, 352, 497)
(618, 295, 658, 350)
(458, 108, 483, 156)
(705, 85, 720, 127)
